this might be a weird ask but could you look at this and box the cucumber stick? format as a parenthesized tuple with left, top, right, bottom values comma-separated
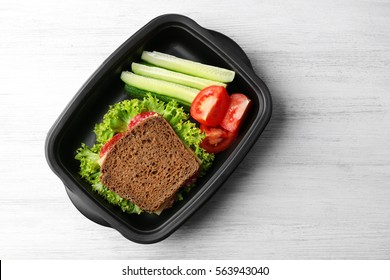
(141, 51, 235, 83)
(124, 84, 191, 110)
(120, 71, 199, 104)
(131, 63, 227, 90)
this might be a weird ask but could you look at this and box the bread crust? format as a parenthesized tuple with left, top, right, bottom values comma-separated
(100, 114, 200, 212)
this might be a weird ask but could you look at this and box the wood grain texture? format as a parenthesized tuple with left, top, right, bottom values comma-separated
(1, 0, 389, 259)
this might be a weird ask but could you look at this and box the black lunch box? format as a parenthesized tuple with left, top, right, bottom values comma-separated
(45, 14, 272, 244)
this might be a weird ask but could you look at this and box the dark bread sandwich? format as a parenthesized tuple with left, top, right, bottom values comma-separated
(100, 113, 200, 213)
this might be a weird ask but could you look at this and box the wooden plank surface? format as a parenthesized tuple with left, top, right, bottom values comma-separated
(1, 0, 389, 259)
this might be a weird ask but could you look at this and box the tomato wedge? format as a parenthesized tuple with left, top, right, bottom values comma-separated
(190, 85, 229, 127)
(220, 93, 251, 133)
(99, 132, 124, 158)
(200, 124, 237, 154)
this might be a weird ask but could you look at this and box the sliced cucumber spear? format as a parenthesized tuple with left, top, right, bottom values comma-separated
(120, 71, 199, 105)
(141, 51, 235, 83)
(131, 62, 227, 90)
(124, 84, 191, 110)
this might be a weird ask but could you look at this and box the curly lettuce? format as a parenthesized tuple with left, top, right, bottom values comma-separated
(75, 94, 214, 214)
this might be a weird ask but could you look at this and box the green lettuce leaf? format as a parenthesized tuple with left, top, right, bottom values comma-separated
(75, 94, 214, 214)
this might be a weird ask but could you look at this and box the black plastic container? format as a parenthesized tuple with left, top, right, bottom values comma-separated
(45, 14, 272, 244)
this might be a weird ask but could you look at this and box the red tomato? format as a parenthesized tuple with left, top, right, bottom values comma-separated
(190, 86, 230, 127)
(128, 111, 158, 129)
(220, 93, 251, 133)
(200, 124, 237, 154)
(99, 133, 124, 158)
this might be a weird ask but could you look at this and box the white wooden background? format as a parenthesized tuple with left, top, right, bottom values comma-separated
(1, 0, 389, 259)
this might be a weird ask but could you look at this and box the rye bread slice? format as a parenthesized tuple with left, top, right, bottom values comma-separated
(100, 114, 200, 213)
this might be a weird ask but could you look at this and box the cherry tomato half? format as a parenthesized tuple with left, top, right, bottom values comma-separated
(220, 93, 251, 133)
(99, 133, 124, 158)
(190, 85, 230, 127)
(200, 124, 237, 154)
